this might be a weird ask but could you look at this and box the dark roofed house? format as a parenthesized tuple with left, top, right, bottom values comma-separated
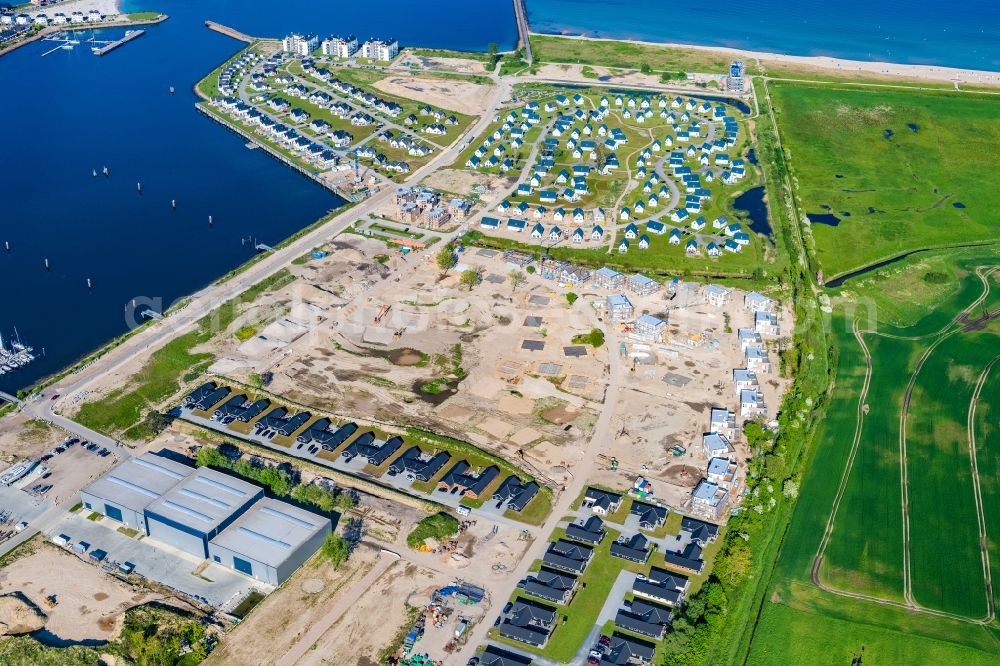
(615, 599, 674, 639)
(610, 533, 650, 563)
(192, 385, 231, 411)
(342, 433, 403, 465)
(387, 446, 451, 481)
(481, 645, 533, 666)
(493, 476, 540, 512)
(543, 538, 593, 574)
(498, 599, 557, 648)
(632, 567, 689, 606)
(681, 516, 720, 545)
(521, 566, 578, 604)
(600, 633, 656, 665)
(630, 500, 667, 529)
(565, 515, 606, 545)
(438, 461, 501, 499)
(184, 382, 218, 408)
(663, 541, 705, 575)
(583, 487, 622, 516)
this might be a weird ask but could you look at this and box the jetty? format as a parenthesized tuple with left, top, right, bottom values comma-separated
(91, 30, 145, 56)
(205, 21, 255, 43)
(512, 0, 532, 64)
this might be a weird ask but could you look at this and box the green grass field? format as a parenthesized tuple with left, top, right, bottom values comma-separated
(818, 331, 908, 600)
(747, 252, 1000, 663)
(974, 364, 1000, 614)
(770, 82, 1000, 278)
(530, 35, 731, 75)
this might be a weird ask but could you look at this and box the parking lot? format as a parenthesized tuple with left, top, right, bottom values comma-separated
(47, 512, 263, 608)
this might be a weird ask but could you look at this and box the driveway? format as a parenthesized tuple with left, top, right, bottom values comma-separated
(48, 512, 262, 608)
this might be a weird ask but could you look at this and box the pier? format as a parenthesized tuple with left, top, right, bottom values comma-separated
(204, 21, 255, 44)
(91, 30, 145, 56)
(512, 0, 533, 64)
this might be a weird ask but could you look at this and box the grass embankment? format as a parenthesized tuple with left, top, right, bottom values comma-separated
(464, 230, 768, 281)
(769, 82, 1000, 279)
(75, 270, 294, 440)
(406, 512, 459, 548)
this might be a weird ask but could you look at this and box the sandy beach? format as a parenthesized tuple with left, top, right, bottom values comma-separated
(536, 32, 1000, 87)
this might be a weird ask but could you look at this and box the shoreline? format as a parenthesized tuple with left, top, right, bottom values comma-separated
(531, 31, 1000, 87)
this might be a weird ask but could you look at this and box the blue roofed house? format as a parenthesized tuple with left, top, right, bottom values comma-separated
(618, 238, 630, 253)
(507, 218, 527, 232)
(531, 223, 544, 239)
(624, 223, 639, 239)
(690, 215, 706, 231)
(548, 226, 562, 241)
(647, 220, 666, 235)
(572, 228, 585, 243)
(725, 239, 742, 253)
(707, 242, 722, 257)
(686, 238, 699, 255)
(539, 190, 558, 204)
(669, 228, 682, 245)
(591, 225, 605, 242)
(638, 234, 650, 250)
(480, 216, 500, 230)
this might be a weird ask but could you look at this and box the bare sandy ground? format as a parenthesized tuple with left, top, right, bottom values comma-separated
(23, 0, 120, 18)
(205, 546, 379, 666)
(0, 543, 152, 642)
(374, 76, 495, 115)
(543, 33, 1000, 86)
(297, 561, 448, 666)
(399, 51, 490, 75)
(533, 63, 704, 89)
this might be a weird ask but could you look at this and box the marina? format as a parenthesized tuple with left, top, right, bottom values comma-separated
(40, 29, 146, 56)
(0, 330, 36, 378)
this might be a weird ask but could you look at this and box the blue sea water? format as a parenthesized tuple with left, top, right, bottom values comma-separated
(527, 0, 1000, 71)
(0, 1, 516, 392)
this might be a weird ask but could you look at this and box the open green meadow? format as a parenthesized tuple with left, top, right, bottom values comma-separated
(530, 35, 731, 75)
(747, 252, 1000, 663)
(769, 82, 1000, 278)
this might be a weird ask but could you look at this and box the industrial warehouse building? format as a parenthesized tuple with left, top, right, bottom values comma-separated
(79, 453, 194, 534)
(208, 498, 330, 586)
(80, 453, 331, 585)
(143, 467, 263, 558)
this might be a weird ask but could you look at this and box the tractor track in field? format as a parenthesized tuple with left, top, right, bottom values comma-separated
(810, 265, 999, 626)
(967, 354, 999, 623)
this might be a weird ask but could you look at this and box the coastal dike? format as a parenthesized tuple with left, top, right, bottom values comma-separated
(0, 13, 169, 59)
(195, 104, 341, 196)
(204, 20, 255, 44)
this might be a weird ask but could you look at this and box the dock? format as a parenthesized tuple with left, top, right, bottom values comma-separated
(204, 20, 255, 43)
(91, 29, 145, 56)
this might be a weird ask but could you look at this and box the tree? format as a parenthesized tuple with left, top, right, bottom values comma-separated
(640, 62, 652, 74)
(195, 446, 229, 469)
(565, 292, 578, 305)
(525, 265, 536, 275)
(322, 532, 350, 569)
(714, 540, 752, 589)
(459, 269, 480, 290)
(508, 269, 526, 291)
(435, 248, 454, 273)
